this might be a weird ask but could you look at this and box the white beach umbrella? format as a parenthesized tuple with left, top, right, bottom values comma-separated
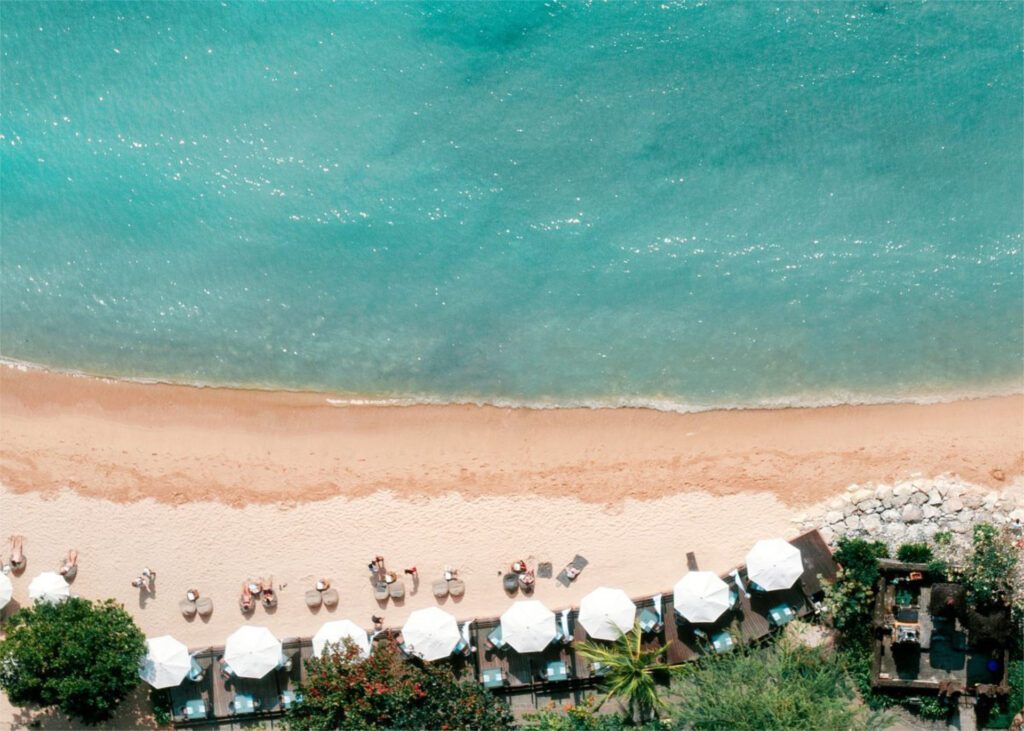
(28, 571, 69, 604)
(501, 600, 557, 653)
(0, 572, 12, 610)
(139, 635, 191, 689)
(578, 587, 636, 641)
(401, 607, 460, 662)
(313, 619, 371, 658)
(746, 539, 804, 591)
(674, 571, 732, 624)
(224, 625, 282, 678)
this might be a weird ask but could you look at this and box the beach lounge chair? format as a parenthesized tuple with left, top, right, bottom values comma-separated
(502, 573, 519, 594)
(388, 581, 405, 600)
(373, 582, 389, 602)
(62, 565, 78, 581)
(556, 554, 589, 587)
(188, 656, 204, 682)
(432, 580, 449, 599)
(449, 578, 465, 597)
(487, 625, 505, 650)
(195, 597, 213, 617)
(322, 588, 339, 608)
(305, 590, 322, 609)
(179, 599, 197, 618)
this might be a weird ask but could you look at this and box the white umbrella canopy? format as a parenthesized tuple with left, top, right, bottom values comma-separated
(0, 572, 12, 610)
(501, 600, 557, 653)
(313, 620, 371, 658)
(578, 587, 636, 641)
(28, 572, 69, 604)
(139, 635, 190, 689)
(674, 571, 732, 624)
(746, 539, 804, 591)
(401, 607, 460, 662)
(224, 626, 282, 678)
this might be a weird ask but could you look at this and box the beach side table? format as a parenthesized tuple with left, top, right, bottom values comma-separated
(769, 603, 796, 627)
(182, 699, 207, 720)
(481, 667, 505, 688)
(711, 630, 734, 653)
(544, 660, 569, 682)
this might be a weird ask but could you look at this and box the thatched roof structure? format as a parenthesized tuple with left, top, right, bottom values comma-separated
(928, 583, 966, 619)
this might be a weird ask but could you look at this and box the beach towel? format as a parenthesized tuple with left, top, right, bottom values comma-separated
(538, 562, 553, 579)
(556, 554, 589, 587)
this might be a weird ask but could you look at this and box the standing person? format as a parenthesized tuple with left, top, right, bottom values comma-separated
(142, 567, 156, 591)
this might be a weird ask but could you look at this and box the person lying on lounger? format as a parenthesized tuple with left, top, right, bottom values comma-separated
(59, 549, 78, 578)
(239, 583, 255, 613)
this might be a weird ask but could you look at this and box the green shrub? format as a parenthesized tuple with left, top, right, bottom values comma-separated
(0, 597, 146, 725)
(669, 635, 871, 730)
(913, 695, 952, 720)
(934, 531, 952, 545)
(522, 699, 648, 730)
(896, 543, 933, 563)
(926, 559, 949, 578)
(286, 639, 513, 730)
(955, 523, 1018, 607)
(833, 538, 889, 587)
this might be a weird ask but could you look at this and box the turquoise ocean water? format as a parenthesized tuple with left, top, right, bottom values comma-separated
(2, 2, 1022, 409)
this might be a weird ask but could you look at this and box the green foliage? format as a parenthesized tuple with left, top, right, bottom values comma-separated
(576, 623, 678, 724)
(149, 688, 172, 727)
(926, 559, 948, 578)
(833, 537, 889, 587)
(933, 531, 952, 546)
(913, 695, 952, 720)
(822, 567, 875, 639)
(836, 642, 897, 712)
(669, 635, 871, 730)
(896, 543, 933, 563)
(979, 659, 1023, 729)
(0, 597, 146, 725)
(954, 523, 1018, 607)
(522, 698, 649, 730)
(285, 639, 513, 731)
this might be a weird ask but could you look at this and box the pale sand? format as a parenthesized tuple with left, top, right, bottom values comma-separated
(0, 365, 1022, 726)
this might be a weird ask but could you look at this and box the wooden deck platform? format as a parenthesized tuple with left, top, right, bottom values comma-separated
(168, 530, 836, 727)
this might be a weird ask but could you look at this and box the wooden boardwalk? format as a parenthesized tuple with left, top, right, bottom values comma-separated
(168, 530, 835, 727)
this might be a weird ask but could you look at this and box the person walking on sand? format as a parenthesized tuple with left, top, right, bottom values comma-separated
(59, 549, 78, 580)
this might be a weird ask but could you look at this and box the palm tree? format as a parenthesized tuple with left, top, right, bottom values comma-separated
(576, 621, 681, 724)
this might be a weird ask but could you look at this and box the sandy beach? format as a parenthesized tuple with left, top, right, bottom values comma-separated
(1, 363, 1022, 726)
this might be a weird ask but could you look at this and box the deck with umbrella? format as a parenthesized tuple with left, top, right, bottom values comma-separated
(28, 571, 69, 604)
(746, 539, 804, 591)
(674, 571, 731, 624)
(312, 619, 370, 658)
(501, 600, 557, 653)
(401, 607, 460, 662)
(140, 635, 191, 689)
(224, 626, 282, 679)
(578, 587, 635, 641)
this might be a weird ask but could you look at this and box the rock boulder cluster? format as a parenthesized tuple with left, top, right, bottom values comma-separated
(798, 476, 1024, 550)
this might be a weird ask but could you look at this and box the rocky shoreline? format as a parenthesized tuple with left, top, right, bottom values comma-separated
(798, 475, 1024, 549)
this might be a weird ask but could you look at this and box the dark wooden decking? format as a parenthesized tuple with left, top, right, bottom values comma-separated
(169, 530, 835, 727)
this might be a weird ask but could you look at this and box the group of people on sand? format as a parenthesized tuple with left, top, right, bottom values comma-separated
(510, 558, 536, 588)
(240, 577, 277, 613)
(3, 536, 80, 581)
(367, 555, 418, 585)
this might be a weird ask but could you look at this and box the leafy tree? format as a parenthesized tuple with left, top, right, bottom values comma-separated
(833, 537, 889, 587)
(955, 523, 1018, 608)
(824, 538, 890, 644)
(896, 543, 933, 563)
(670, 633, 873, 730)
(576, 623, 678, 725)
(0, 597, 146, 725)
(286, 639, 513, 730)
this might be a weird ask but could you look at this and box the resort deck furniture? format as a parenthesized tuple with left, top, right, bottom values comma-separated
(230, 693, 259, 714)
(188, 657, 204, 682)
(196, 597, 214, 617)
(279, 690, 301, 709)
(481, 667, 505, 688)
(638, 608, 661, 633)
(432, 580, 449, 599)
(502, 573, 519, 594)
(388, 580, 405, 600)
(322, 588, 339, 607)
(373, 582, 389, 601)
(559, 608, 572, 644)
(182, 699, 207, 720)
(711, 630, 734, 653)
(179, 599, 197, 618)
(449, 578, 465, 597)
(460, 620, 474, 653)
(730, 569, 748, 598)
(768, 603, 796, 627)
(487, 625, 505, 650)
(305, 589, 322, 609)
(543, 660, 569, 682)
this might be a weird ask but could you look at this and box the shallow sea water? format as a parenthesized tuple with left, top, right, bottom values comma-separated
(1, 2, 1021, 408)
